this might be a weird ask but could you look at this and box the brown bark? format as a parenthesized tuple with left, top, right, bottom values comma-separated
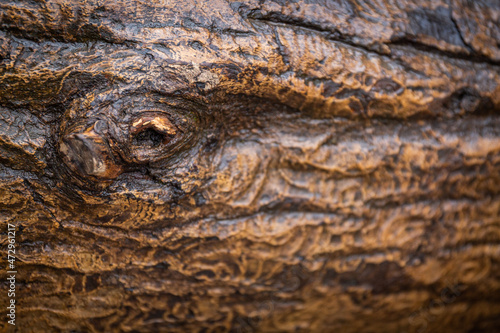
(0, 1, 499, 332)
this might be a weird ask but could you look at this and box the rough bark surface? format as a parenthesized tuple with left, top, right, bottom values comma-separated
(0, 0, 500, 332)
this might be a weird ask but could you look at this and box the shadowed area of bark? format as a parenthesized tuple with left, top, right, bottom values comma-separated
(0, 1, 499, 332)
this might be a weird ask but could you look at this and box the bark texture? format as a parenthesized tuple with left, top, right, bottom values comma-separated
(1, 0, 500, 332)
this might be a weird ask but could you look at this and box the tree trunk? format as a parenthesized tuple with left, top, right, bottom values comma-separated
(1, 0, 499, 332)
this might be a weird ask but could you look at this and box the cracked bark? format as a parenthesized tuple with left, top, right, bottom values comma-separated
(0, 0, 499, 332)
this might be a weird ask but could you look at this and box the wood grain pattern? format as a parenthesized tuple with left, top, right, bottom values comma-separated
(0, 1, 499, 332)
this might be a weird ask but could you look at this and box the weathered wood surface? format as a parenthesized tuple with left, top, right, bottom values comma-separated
(0, 0, 499, 332)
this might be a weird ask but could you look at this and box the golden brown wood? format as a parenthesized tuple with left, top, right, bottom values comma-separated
(0, 1, 499, 332)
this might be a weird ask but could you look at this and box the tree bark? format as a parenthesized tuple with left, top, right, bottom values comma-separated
(0, 0, 499, 332)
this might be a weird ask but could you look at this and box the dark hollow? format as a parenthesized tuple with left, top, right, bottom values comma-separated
(132, 128, 166, 147)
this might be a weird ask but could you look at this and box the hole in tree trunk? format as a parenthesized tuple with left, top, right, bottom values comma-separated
(132, 128, 166, 147)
